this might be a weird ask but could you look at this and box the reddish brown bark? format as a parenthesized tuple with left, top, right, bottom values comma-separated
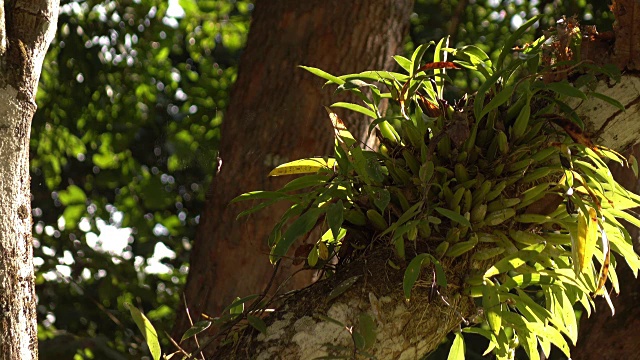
(174, 0, 414, 342)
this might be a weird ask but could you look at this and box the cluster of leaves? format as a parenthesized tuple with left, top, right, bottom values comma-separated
(409, 0, 613, 94)
(33, 0, 251, 357)
(235, 16, 640, 359)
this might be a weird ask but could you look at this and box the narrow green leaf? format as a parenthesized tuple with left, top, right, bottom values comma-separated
(247, 315, 268, 335)
(327, 200, 344, 241)
(447, 332, 465, 360)
(591, 91, 625, 111)
(411, 43, 433, 76)
(403, 253, 432, 300)
(180, 320, 212, 342)
(124, 303, 161, 360)
(331, 102, 377, 119)
(300, 65, 345, 85)
(474, 69, 506, 121)
(327, 276, 361, 302)
(482, 284, 501, 335)
(497, 15, 542, 70)
(479, 84, 514, 120)
(630, 154, 639, 178)
(546, 81, 587, 100)
(222, 294, 259, 314)
(271, 208, 324, 262)
(393, 55, 412, 72)
(435, 207, 471, 227)
(280, 174, 332, 192)
(269, 158, 337, 177)
(434, 37, 448, 97)
(549, 286, 578, 344)
(380, 201, 424, 238)
(484, 243, 545, 278)
(231, 191, 296, 203)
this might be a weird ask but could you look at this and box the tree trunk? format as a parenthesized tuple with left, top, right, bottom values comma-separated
(0, 1, 59, 359)
(175, 0, 414, 341)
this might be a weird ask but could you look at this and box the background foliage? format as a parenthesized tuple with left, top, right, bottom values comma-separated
(32, 0, 612, 358)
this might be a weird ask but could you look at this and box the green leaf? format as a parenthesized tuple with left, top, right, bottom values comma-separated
(484, 243, 545, 278)
(548, 286, 579, 344)
(497, 15, 542, 71)
(330, 102, 377, 119)
(591, 91, 625, 111)
(571, 206, 598, 275)
(124, 303, 161, 360)
(380, 201, 424, 238)
(327, 275, 361, 302)
(271, 208, 324, 262)
(268, 158, 337, 176)
(482, 284, 501, 335)
(58, 185, 87, 205)
(358, 313, 377, 350)
(403, 253, 432, 300)
(221, 294, 259, 315)
(231, 191, 296, 203)
(474, 69, 506, 121)
(447, 332, 465, 360)
(280, 174, 332, 192)
(393, 55, 412, 72)
(180, 320, 212, 341)
(435, 207, 471, 227)
(327, 200, 344, 241)
(247, 315, 267, 335)
(433, 37, 448, 97)
(503, 273, 556, 290)
(546, 81, 587, 100)
(410, 43, 433, 76)
(478, 84, 514, 120)
(299, 66, 345, 85)
(630, 154, 639, 178)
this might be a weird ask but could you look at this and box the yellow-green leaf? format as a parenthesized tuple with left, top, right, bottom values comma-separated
(447, 332, 465, 360)
(124, 303, 161, 360)
(268, 158, 336, 177)
(482, 284, 501, 335)
(572, 207, 597, 275)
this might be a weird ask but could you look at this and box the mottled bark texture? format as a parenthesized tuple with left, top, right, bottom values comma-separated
(214, 247, 478, 360)
(0, 1, 59, 359)
(175, 0, 414, 342)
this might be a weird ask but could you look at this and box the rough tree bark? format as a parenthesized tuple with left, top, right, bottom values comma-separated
(175, 0, 414, 340)
(0, 1, 59, 359)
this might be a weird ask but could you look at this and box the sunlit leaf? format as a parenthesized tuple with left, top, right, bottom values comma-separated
(484, 243, 545, 278)
(124, 303, 161, 360)
(268, 158, 337, 177)
(447, 332, 465, 360)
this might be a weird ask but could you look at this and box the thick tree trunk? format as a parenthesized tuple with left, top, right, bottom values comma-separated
(0, 1, 59, 359)
(175, 0, 414, 341)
